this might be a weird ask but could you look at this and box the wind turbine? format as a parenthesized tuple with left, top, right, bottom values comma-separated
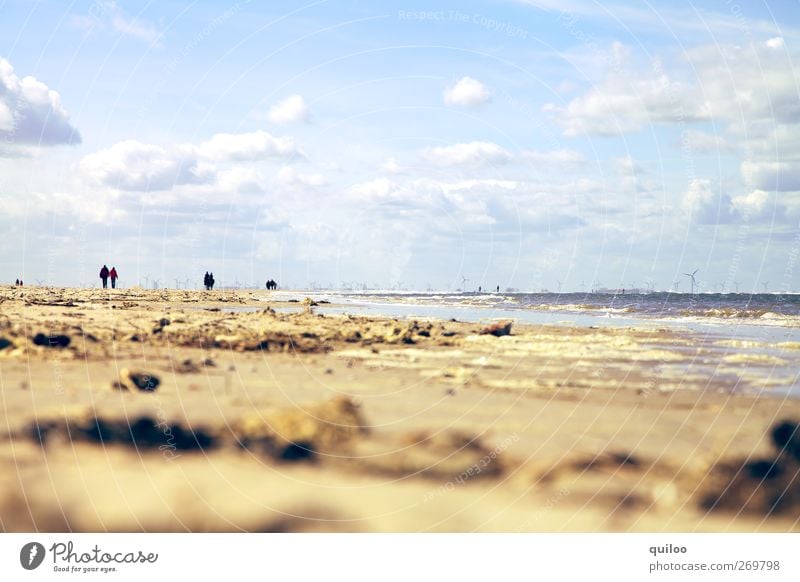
(461, 276, 469, 292)
(673, 280, 681, 292)
(556, 279, 563, 293)
(684, 269, 699, 295)
(762, 281, 769, 293)
(733, 281, 740, 293)
(174, 278, 181, 289)
(579, 280, 586, 292)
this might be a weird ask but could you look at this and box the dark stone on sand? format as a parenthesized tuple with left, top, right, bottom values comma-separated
(479, 322, 512, 337)
(0, 337, 12, 350)
(747, 460, 784, 480)
(771, 421, 800, 461)
(701, 419, 800, 516)
(279, 441, 315, 461)
(32, 333, 70, 348)
(118, 369, 160, 392)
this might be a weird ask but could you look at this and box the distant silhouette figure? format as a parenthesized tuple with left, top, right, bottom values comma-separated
(266, 279, 277, 290)
(109, 267, 118, 289)
(99, 265, 109, 288)
(19, 280, 22, 286)
(15, 279, 19, 286)
(478, 286, 482, 293)
(496, 285, 500, 293)
(209, 273, 215, 290)
(203, 272, 210, 290)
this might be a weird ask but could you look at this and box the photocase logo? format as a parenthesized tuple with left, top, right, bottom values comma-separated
(20, 542, 46, 570)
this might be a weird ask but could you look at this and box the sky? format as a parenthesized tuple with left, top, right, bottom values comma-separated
(1, 0, 799, 292)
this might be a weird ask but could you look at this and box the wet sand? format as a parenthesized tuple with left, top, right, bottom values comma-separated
(1, 286, 799, 532)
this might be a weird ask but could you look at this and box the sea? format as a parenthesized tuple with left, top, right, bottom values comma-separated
(261, 290, 800, 396)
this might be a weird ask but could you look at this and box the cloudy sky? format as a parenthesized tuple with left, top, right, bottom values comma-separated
(1, 0, 799, 292)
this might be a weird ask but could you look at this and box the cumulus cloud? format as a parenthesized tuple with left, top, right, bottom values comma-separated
(443, 77, 491, 108)
(421, 141, 512, 166)
(78, 140, 211, 191)
(197, 131, 303, 161)
(680, 129, 733, 153)
(277, 165, 327, 187)
(544, 69, 707, 136)
(522, 148, 586, 165)
(741, 160, 800, 192)
(0, 57, 81, 148)
(732, 189, 777, 220)
(79, 130, 303, 191)
(380, 157, 402, 174)
(682, 179, 733, 224)
(267, 94, 310, 124)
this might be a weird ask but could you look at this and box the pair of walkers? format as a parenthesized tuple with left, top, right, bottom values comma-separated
(99, 265, 119, 289)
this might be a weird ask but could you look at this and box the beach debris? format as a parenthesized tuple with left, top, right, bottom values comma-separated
(32, 333, 71, 348)
(152, 318, 171, 334)
(234, 396, 368, 461)
(0, 337, 12, 350)
(701, 419, 800, 516)
(302, 297, 318, 307)
(356, 430, 508, 481)
(479, 321, 512, 337)
(115, 368, 160, 392)
(29, 413, 215, 451)
(772, 420, 800, 462)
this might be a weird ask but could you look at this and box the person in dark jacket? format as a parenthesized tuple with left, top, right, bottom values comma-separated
(209, 273, 215, 290)
(100, 265, 109, 288)
(109, 267, 118, 289)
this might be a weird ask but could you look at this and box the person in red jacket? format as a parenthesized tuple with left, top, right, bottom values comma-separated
(100, 265, 109, 288)
(109, 267, 118, 289)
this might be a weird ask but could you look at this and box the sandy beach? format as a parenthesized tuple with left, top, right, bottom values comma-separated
(1, 285, 799, 532)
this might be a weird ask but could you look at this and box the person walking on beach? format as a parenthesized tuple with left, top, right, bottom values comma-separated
(99, 265, 109, 288)
(15, 279, 19, 286)
(209, 272, 215, 290)
(203, 272, 210, 290)
(109, 267, 118, 289)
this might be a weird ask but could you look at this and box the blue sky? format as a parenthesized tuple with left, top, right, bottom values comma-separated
(1, 0, 799, 291)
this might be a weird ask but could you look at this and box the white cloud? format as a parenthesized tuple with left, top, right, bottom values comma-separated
(765, 37, 785, 49)
(71, 1, 162, 47)
(79, 131, 303, 191)
(0, 57, 81, 148)
(267, 95, 310, 124)
(347, 177, 399, 201)
(680, 129, 733, 153)
(682, 179, 733, 224)
(277, 165, 327, 187)
(741, 160, 800, 192)
(197, 131, 303, 161)
(380, 157, 402, 174)
(732, 189, 776, 220)
(522, 148, 586, 165)
(78, 140, 211, 191)
(544, 68, 708, 137)
(421, 141, 512, 166)
(443, 77, 491, 108)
